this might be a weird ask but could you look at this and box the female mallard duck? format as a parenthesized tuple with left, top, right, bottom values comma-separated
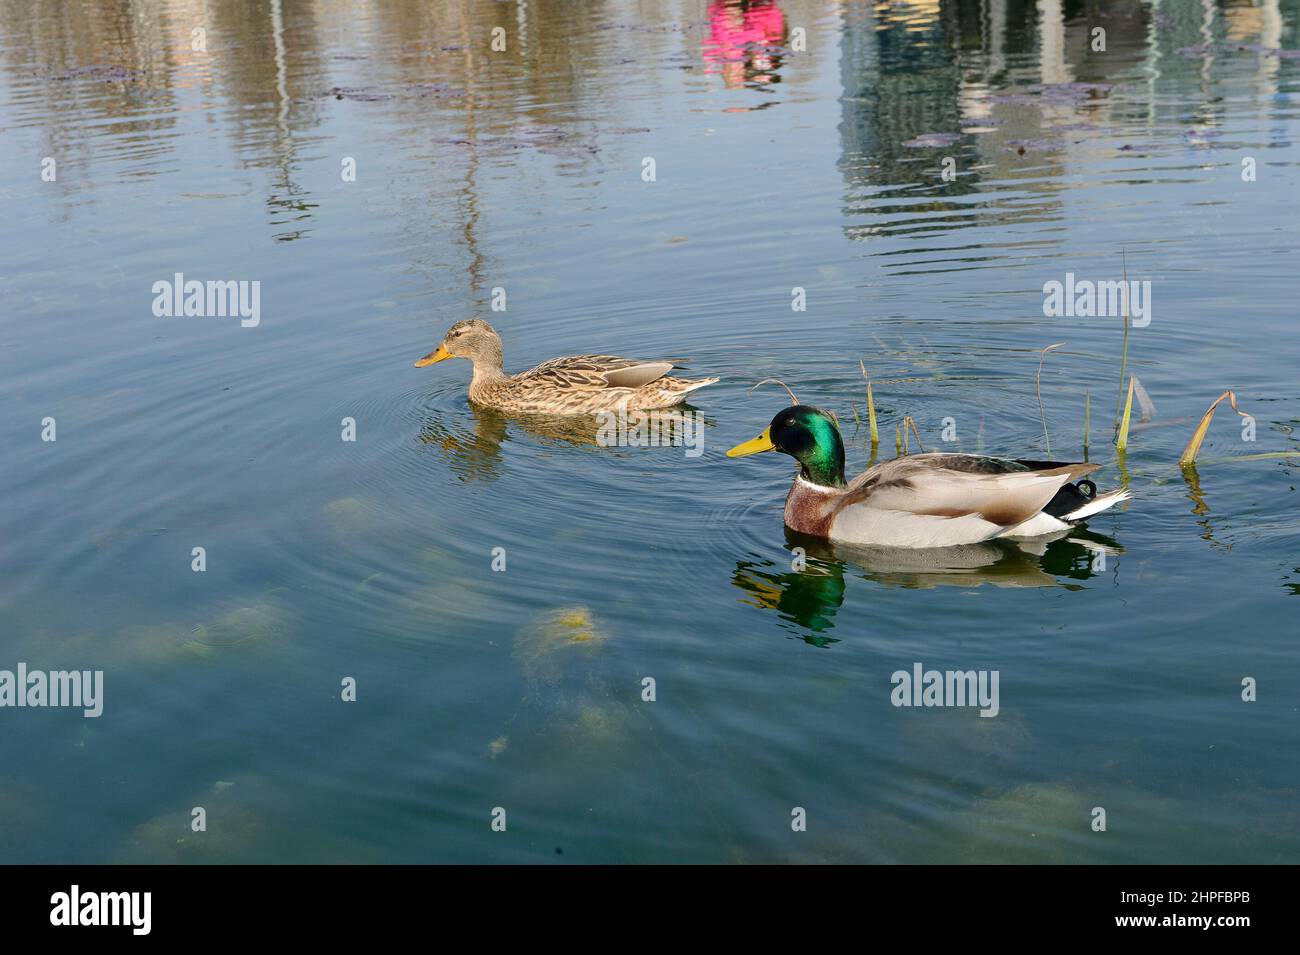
(414, 319, 719, 415)
(727, 405, 1129, 548)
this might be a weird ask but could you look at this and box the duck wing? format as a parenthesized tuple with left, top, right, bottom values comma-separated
(837, 454, 1096, 528)
(524, 355, 675, 390)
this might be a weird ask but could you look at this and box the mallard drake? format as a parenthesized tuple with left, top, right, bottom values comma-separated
(727, 405, 1129, 548)
(414, 319, 719, 415)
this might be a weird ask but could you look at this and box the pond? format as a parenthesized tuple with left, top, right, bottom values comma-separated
(1, 0, 1298, 863)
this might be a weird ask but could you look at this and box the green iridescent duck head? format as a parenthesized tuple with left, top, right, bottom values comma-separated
(727, 405, 846, 488)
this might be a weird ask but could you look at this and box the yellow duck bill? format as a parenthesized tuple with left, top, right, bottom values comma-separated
(414, 344, 452, 367)
(726, 427, 775, 457)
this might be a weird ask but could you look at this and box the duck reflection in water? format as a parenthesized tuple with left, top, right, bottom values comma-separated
(419, 404, 714, 483)
(732, 527, 1121, 645)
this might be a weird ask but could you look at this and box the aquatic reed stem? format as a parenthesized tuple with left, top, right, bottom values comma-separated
(1116, 375, 1135, 451)
(1180, 390, 1251, 466)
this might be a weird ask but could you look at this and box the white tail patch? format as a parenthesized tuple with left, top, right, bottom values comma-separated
(997, 511, 1071, 539)
(1065, 488, 1130, 521)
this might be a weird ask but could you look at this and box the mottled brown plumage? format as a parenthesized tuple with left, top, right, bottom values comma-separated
(414, 319, 718, 415)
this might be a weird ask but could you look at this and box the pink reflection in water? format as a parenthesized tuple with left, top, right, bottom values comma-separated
(701, 0, 787, 89)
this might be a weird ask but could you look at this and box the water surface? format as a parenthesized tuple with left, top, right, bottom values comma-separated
(2, 0, 1299, 863)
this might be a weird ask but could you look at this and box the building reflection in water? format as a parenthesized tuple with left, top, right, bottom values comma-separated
(836, 0, 1290, 250)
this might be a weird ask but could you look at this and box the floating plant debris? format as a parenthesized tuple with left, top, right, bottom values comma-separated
(985, 83, 1113, 111)
(1177, 42, 1300, 59)
(1006, 138, 1065, 153)
(325, 86, 392, 102)
(902, 132, 960, 148)
(322, 84, 465, 102)
(48, 64, 142, 82)
(594, 22, 697, 34)
(987, 93, 1038, 106)
(438, 124, 600, 158)
(403, 82, 466, 98)
(1025, 81, 1113, 99)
